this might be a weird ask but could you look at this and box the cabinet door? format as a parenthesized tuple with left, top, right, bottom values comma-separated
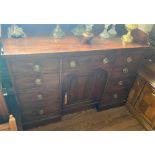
(63, 69, 107, 111)
(127, 76, 145, 106)
(135, 84, 155, 129)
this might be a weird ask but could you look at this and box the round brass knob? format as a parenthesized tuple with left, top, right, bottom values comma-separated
(113, 94, 118, 99)
(123, 67, 128, 74)
(102, 57, 109, 64)
(118, 81, 123, 86)
(70, 61, 76, 68)
(35, 79, 42, 85)
(39, 109, 44, 115)
(127, 57, 132, 63)
(148, 59, 152, 62)
(37, 94, 43, 100)
(33, 65, 40, 72)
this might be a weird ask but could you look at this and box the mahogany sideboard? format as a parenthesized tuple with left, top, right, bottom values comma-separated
(0, 37, 153, 129)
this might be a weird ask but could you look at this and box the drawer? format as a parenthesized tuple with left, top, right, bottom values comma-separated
(18, 89, 61, 123)
(95, 53, 115, 70)
(114, 51, 144, 67)
(62, 53, 115, 71)
(111, 65, 138, 78)
(21, 106, 60, 123)
(142, 49, 155, 64)
(8, 55, 60, 75)
(104, 76, 136, 92)
(13, 73, 59, 92)
(21, 100, 60, 116)
(17, 88, 60, 108)
(63, 55, 97, 71)
(101, 90, 129, 105)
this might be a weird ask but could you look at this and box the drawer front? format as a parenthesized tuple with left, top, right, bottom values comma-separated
(127, 76, 146, 106)
(111, 65, 138, 78)
(17, 88, 60, 108)
(21, 101, 60, 116)
(21, 106, 60, 123)
(7, 55, 60, 75)
(104, 76, 135, 92)
(114, 51, 144, 67)
(62, 53, 115, 71)
(63, 55, 97, 71)
(135, 84, 155, 128)
(12, 73, 59, 92)
(101, 90, 129, 105)
(95, 53, 115, 70)
(17, 89, 61, 122)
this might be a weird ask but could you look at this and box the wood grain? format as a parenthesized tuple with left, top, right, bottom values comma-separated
(2, 37, 148, 55)
(127, 63, 155, 130)
(29, 106, 145, 131)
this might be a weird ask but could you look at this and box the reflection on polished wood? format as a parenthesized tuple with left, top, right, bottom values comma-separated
(2, 37, 148, 55)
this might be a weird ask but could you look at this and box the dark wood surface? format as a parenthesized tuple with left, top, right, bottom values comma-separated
(2, 37, 148, 55)
(2, 37, 153, 129)
(127, 63, 155, 130)
(135, 83, 155, 129)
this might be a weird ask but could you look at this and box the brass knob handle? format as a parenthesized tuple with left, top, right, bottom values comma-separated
(35, 79, 42, 85)
(39, 109, 44, 115)
(148, 59, 152, 62)
(118, 81, 123, 86)
(123, 67, 128, 74)
(113, 94, 118, 99)
(33, 65, 40, 72)
(127, 56, 132, 63)
(102, 57, 109, 64)
(37, 94, 43, 100)
(70, 61, 77, 68)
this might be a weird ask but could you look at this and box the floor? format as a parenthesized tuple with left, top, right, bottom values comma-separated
(29, 106, 145, 131)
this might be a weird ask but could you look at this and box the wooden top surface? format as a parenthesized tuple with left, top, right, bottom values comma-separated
(2, 37, 149, 55)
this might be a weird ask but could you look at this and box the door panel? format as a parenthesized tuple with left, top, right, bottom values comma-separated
(135, 84, 155, 128)
(63, 69, 107, 111)
(127, 76, 146, 106)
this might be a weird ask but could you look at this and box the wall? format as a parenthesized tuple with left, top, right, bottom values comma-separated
(138, 24, 153, 33)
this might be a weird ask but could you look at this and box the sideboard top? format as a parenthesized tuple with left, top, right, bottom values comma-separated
(2, 37, 149, 55)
